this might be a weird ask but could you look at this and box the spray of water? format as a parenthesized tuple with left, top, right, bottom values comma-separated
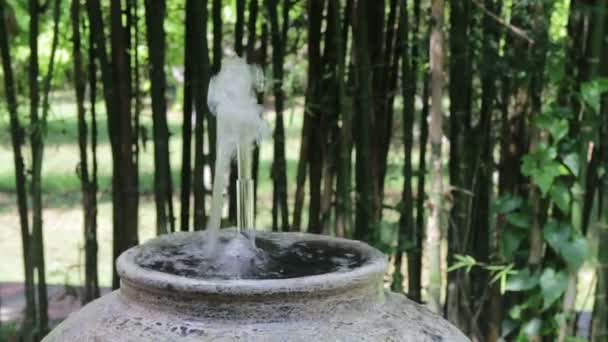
(203, 57, 269, 264)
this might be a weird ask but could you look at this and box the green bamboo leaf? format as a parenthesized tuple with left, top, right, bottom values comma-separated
(448, 254, 477, 273)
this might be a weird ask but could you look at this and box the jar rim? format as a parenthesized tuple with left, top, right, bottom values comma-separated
(116, 231, 387, 298)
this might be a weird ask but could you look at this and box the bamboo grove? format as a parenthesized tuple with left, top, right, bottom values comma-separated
(1, 0, 608, 341)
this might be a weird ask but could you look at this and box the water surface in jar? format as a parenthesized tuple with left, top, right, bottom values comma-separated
(136, 230, 365, 280)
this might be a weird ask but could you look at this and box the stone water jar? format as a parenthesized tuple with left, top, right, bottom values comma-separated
(44, 231, 469, 341)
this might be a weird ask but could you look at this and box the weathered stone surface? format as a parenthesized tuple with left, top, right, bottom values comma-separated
(44, 231, 469, 342)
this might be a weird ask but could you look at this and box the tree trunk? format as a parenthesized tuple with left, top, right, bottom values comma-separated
(381, 0, 403, 178)
(292, 120, 310, 232)
(292, 2, 311, 233)
(577, 1, 604, 239)
(352, 0, 377, 243)
(129, 0, 140, 224)
(0, 0, 36, 334)
(527, 0, 552, 277)
(86, 1, 115, 295)
(366, 0, 385, 215)
(413, 56, 430, 304)
(497, 1, 531, 198)
(405, 0, 425, 304)
(87, 0, 139, 288)
(392, 0, 411, 294)
(29, 0, 57, 333)
(144, 0, 174, 235)
(318, 0, 342, 234)
(28, 0, 43, 332)
(496, 8, 534, 333)
(306, 0, 325, 234)
(192, 0, 210, 231)
(334, 0, 353, 238)
(88, 17, 101, 301)
(72, 0, 99, 304)
(496, 13, 537, 320)
(446, 0, 474, 331)
(212, 0, 222, 74)
(208, 0, 221, 182)
(478, 0, 502, 339)
(235, 0, 245, 55)
(246, 0, 258, 61)
(110, 0, 139, 289)
(427, 0, 445, 314)
(180, 0, 195, 232)
(90, 7, 101, 297)
(266, 0, 290, 232)
(374, 0, 398, 208)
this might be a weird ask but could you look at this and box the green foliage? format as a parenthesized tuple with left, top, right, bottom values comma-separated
(454, 65, 598, 338)
(499, 106, 591, 338)
(493, 194, 528, 259)
(447, 254, 476, 273)
(501, 227, 525, 261)
(506, 212, 530, 229)
(488, 263, 516, 294)
(539, 268, 568, 310)
(521, 143, 569, 195)
(494, 194, 523, 214)
(581, 78, 608, 114)
(505, 268, 538, 292)
(562, 153, 580, 177)
(534, 114, 569, 143)
(544, 220, 588, 271)
(447, 255, 515, 294)
(549, 181, 571, 213)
